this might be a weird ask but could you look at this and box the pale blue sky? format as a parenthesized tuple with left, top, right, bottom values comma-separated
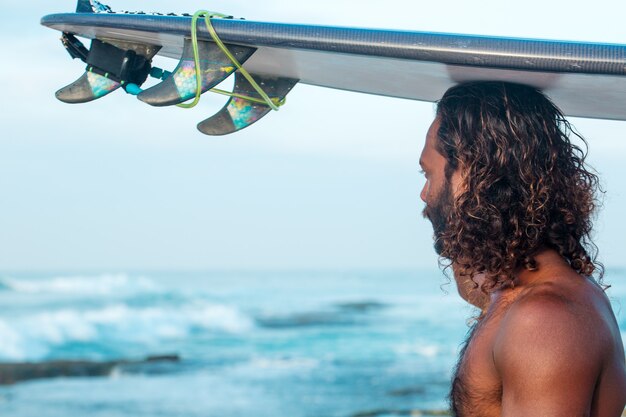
(0, 0, 625, 270)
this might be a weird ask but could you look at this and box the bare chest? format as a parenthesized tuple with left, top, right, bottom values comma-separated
(450, 317, 503, 417)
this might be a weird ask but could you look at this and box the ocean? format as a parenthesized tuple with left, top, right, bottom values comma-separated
(0, 270, 624, 417)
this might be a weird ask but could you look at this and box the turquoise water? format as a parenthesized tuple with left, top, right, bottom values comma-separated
(0, 270, 624, 417)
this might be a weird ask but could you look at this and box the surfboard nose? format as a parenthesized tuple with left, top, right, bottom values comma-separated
(137, 39, 256, 107)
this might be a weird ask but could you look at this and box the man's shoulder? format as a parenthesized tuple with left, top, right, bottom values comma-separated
(493, 281, 610, 369)
(489, 278, 626, 415)
(504, 282, 587, 325)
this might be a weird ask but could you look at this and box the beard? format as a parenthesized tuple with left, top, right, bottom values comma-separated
(422, 177, 454, 255)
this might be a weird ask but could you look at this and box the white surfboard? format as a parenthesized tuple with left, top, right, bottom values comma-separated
(41, 0, 626, 135)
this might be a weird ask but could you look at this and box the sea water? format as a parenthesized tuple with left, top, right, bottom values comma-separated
(0, 270, 624, 417)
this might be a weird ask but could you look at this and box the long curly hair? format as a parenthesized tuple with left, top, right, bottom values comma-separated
(435, 81, 603, 292)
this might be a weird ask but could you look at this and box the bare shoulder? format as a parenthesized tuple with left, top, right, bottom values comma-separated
(491, 280, 626, 416)
(493, 281, 611, 380)
(494, 282, 611, 363)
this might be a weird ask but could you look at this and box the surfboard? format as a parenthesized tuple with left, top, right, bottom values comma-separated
(41, 0, 626, 135)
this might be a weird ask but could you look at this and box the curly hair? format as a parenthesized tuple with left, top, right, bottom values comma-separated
(435, 81, 603, 292)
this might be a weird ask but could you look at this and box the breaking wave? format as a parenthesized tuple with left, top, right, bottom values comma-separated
(0, 274, 159, 295)
(0, 302, 253, 362)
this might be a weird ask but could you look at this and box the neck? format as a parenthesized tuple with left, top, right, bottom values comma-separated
(512, 248, 572, 287)
(452, 265, 490, 311)
(452, 248, 574, 311)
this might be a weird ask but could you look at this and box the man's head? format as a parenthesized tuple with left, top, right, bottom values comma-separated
(420, 81, 602, 292)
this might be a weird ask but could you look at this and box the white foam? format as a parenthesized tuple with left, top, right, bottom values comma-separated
(0, 302, 254, 361)
(35, 309, 98, 343)
(245, 356, 319, 372)
(0, 319, 27, 360)
(188, 304, 255, 333)
(395, 342, 440, 358)
(1, 274, 159, 295)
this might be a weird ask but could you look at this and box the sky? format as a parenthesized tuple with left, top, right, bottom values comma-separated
(0, 0, 625, 271)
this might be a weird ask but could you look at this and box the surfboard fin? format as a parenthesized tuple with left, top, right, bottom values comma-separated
(197, 72, 298, 136)
(56, 36, 160, 104)
(76, 0, 112, 13)
(56, 71, 121, 103)
(137, 38, 256, 107)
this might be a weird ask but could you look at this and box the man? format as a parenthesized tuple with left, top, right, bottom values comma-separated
(419, 81, 626, 417)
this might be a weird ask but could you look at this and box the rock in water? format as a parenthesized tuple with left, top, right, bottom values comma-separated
(0, 354, 180, 385)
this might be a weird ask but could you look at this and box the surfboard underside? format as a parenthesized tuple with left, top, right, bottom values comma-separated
(41, 13, 626, 121)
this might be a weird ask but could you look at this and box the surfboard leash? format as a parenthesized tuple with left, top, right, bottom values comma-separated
(181, 10, 285, 111)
